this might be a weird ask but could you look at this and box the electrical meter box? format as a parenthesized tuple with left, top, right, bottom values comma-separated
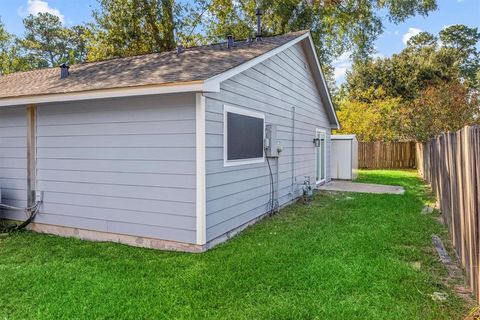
(265, 124, 278, 158)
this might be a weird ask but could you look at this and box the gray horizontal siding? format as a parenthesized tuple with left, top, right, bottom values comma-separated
(0, 106, 27, 220)
(33, 94, 197, 243)
(204, 42, 332, 241)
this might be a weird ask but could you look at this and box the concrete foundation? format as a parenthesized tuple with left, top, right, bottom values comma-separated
(317, 180, 405, 194)
(3, 197, 299, 252)
(28, 222, 206, 253)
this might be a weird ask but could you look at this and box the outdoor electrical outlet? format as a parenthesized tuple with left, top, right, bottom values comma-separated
(35, 191, 44, 203)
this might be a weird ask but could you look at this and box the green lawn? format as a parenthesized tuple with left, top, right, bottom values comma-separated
(0, 170, 470, 319)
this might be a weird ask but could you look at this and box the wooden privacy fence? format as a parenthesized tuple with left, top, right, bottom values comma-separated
(416, 125, 480, 301)
(358, 141, 416, 169)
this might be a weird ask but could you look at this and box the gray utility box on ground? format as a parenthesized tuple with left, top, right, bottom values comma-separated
(331, 135, 358, 180)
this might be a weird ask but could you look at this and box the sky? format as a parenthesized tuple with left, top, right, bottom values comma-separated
(1, 0, 479, 84)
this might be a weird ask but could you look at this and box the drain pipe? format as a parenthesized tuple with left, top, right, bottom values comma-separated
(276, 157, 280, 208)
(290, 106, 296, 197)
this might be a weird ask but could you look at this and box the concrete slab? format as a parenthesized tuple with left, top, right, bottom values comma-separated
(317, 180, 405, 195)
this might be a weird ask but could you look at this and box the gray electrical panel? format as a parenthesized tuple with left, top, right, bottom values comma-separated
(265, 124, 279, 158)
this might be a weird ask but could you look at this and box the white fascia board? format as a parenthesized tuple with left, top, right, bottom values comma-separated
(203, 32, 310, 88)
(0, 82, 217, 107)
(305, 34, 340, 130)
(331, 134, 357, 140)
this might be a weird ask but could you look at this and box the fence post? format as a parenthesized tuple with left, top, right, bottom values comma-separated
(415, 125, 480, 302)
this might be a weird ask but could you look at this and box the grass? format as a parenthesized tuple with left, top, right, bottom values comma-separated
(0, 170, 471, 319)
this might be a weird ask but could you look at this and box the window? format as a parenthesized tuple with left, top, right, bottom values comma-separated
(224, 105, 265, 166)
(315, 129, 327, 184)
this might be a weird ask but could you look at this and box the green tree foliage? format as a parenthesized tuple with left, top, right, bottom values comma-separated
(68, 25, 89, 64)
(195, 0, 438, 84)
(0, 17, 32, 75)
(21, 13, 70, 67)
(20, 13, 89, 68)
(337, 25, 480, 142)
(1, 0, 439, 80)
(88, 0, 176, 60)
(439, 25, 480, 88)
(0, 17, 14, 74)
(337, 88, 403, 141)
(401, 80, 479, 142)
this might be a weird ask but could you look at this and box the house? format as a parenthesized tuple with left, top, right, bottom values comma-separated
(0, 30, 339, 252)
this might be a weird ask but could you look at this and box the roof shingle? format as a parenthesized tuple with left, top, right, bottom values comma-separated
(0, 31, 308, 100)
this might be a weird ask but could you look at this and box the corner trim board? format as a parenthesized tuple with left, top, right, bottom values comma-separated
(195, 93, 207, 245)
(26, 105, 37, 207)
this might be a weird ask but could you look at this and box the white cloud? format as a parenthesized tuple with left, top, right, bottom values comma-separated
(19, 0, 64, 23)
(333, 51, 352, 84)
(402, 27, 422, 45)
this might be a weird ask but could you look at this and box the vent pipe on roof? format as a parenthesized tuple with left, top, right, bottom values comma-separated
(176, 44, 184, 55)
(256, 8, 263, 41)
(227, 35, 234, 48)
(59, 63, 69, 79)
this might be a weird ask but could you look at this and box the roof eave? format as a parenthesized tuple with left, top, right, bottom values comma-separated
(303, 34, 340, 130)
(0, 80, 216, 107)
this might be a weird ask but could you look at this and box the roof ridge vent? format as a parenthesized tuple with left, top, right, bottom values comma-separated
(59, 63, 70, 79)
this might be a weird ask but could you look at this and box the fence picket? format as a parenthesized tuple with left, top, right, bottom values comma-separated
(417, 125, 480, 302)
(359, 141, 416, 169)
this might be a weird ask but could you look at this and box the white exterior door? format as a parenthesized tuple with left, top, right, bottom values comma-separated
(315, 129, 326, 184)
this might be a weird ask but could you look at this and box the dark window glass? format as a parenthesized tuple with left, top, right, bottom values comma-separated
(227, 112, 264, 160)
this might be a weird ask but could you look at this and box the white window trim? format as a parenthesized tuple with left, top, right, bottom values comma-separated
(223, 105, 265, 167)
(315, 128, 327, 185)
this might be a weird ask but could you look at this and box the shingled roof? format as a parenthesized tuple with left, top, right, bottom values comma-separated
(0, 30, 309, 100)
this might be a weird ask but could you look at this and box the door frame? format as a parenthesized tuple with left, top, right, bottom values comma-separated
(315, 128, 327, 185)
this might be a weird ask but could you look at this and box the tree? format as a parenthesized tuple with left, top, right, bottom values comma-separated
(195, 0, 438, 83)
(20, 13, 90, 67)
(0, 17, 32, 75)
(67, 25, 89, 64)
(87, 0, 176, 60)
(439, 25, 480, 88)
(336, 88, 403, 141)
(402, 80, 479, 142)
(21, 13, 70, 67)
(406, 31, 437, 52)
(345, 31, 463, 102)
(338, 25, 480, 142)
